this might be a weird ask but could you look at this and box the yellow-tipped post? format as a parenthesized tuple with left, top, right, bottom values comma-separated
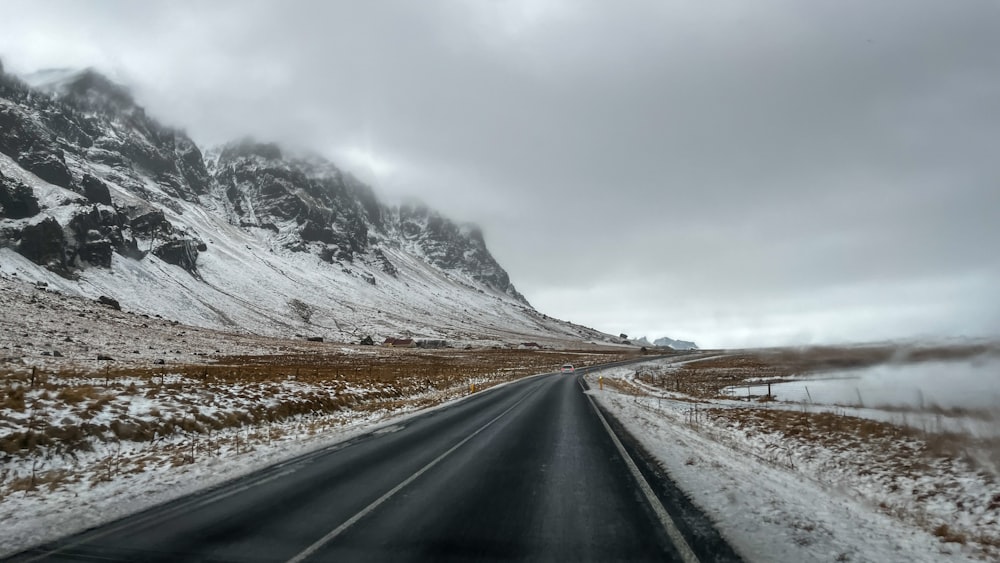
(599, 376, 603, 390)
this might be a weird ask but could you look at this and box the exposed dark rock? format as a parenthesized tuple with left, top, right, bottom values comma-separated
(67, 206, 125, 268)
(17, 217, 66, 270)
(398, 203, 527, 304)
(371, 248, 397, 277)
(0, 172, 40, 218)
(97, 354, 114, 361)
(53, 350, 63, 357)
(300, 219, 336, 244)
(80, 174, 112, 205)
(18, 69, 212, 202)
(360, 335, 374, 346)
(17, 149, 74, 189)
(306, 336, 324, 342)
(154, 359, 165, 365)
(77, 238, 113, 267)
(152, 239, 199, 274)
(97, 295, 121, 310)
(0, 98, 78, 189)
(129, 209, 171, 236)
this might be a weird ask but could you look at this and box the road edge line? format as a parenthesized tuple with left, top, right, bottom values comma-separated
(579, 378, 701, 563)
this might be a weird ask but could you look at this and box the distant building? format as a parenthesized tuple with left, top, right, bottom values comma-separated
(519, 342, 542, 349)
(383, 337, 415, 348)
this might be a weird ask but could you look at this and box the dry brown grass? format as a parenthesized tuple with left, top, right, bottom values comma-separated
(625, 354, 785, 399)
(2, 384, 27, 411)
(193, 348, 631, 386)
(0, 349, 638, 459)
(55, 385, 104, 404)
(933, 524, 968, 545)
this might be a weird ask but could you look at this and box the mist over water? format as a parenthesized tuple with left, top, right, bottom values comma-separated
(732, 356, 1000, 411)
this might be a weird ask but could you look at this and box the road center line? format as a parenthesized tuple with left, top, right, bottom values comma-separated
(284, 381, 542, 563)
(578, 377, 701, 563)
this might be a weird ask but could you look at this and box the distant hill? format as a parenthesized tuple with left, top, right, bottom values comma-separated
(653, 336, 699, 350)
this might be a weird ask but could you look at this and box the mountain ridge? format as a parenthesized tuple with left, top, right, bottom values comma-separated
(0, 64, 607, 346)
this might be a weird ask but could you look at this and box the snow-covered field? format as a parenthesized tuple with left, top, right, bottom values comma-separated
(586, 355, 1000, 562)
(0, 387, 466, 557)
(0, 272, 632, 557)
(0, 351, 626, 557)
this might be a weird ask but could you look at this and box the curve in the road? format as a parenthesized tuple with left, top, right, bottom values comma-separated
(8, 360, 739, 563)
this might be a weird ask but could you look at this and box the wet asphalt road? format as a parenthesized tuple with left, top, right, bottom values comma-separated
(7, 363, 739, 562)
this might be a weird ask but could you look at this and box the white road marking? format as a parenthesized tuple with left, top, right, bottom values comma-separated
(579, 378, 701, 563)
(284, 384, 540, 563)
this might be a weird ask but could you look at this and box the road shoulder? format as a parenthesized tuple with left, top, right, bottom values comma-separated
(583, 365, 984, 563)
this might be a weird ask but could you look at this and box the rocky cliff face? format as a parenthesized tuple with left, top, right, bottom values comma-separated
(0, 67, 210, 277)
(0, 66, 595, 344)
(209, 138, 526, 302)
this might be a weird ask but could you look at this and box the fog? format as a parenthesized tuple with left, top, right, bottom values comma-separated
(2, 0, 998, 347)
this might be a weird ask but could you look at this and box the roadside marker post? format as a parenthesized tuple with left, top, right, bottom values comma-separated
(599, 376, 603, 390)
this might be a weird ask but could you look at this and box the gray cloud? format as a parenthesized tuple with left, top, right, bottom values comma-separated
(2, 0, 998, 346)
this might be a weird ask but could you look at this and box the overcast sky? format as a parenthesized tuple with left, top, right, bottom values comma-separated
(2, 0, 998, 348)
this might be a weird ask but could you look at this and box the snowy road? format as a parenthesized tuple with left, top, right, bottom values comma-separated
(5, 362, 738, 563)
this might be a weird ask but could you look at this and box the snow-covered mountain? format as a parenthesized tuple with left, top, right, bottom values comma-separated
(653, 336, 699, 350)
(0, 64, 609, 345)
(631, 336, 653, 347)
(627, 335, 698, 350)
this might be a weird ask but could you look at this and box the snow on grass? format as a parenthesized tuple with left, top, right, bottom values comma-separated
(0, 376, 499, 556)
(0, 398, 440, 557)
(586, 354, 1000, 562)
(0, 334, 629, 557)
